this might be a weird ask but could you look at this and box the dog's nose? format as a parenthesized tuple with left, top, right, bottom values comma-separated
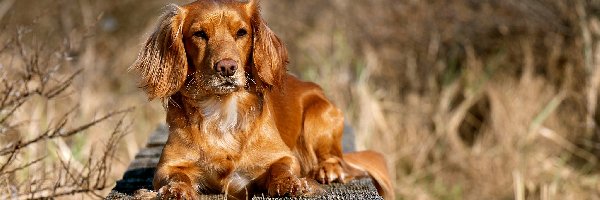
(214, 59, 238, 77)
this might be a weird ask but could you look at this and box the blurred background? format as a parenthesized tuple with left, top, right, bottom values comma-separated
(1, 0, 600, 199)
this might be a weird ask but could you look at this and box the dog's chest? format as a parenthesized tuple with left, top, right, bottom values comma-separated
(197, 150, 264, 196)
(195, 128, 283, 196)
(187, 94, 274, 195)
(195, 128, 262, 194)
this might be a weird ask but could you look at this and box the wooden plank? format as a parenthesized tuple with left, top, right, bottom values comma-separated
(107, 126, 383, 199)
(146, 125, 168, 147)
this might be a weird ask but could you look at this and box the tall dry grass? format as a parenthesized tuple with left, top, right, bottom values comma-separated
(264, 0, 600, 199)
(2, 0, 600, 199)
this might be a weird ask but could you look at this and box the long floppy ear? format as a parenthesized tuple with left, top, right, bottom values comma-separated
(250, 3, 288, 88)
(130, 4, 188, 100)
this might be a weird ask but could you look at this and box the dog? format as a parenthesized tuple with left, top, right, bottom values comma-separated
(131, 0, 394, 199)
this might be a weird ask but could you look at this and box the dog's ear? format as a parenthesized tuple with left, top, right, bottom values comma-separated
(130, 4, 188, 100)
(250, 3, 288, 89)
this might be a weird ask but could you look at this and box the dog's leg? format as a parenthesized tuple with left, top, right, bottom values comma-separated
(266, 156, 320, 197)
(153, 139, 203, 200)
(154, 163, 202, 200)
(303, 103, 362, 184)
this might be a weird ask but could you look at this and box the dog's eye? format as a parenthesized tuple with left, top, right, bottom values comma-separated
(193, 31, 208, 39)
(236, 28, 247, 38)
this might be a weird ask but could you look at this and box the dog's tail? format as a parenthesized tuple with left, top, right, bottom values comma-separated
(343, 151, 395, 200)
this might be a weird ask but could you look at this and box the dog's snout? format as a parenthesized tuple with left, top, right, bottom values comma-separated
(214, 59, 238, 77)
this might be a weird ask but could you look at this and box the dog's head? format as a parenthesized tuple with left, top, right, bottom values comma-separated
(131, 0, 288, 100)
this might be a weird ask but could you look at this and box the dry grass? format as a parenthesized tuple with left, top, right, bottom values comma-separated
(264, 0, 600, 199)
(2, 0, 600, 199)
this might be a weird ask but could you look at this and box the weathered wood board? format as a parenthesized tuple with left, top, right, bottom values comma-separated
(106, 125, 383, 200)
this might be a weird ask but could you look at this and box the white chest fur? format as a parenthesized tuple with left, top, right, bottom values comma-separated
(198, 95, 253, 150)
(200, 96, 240, 133)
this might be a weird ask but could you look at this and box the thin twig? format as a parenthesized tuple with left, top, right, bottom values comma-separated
(0, 108, 133, 156)
(0, 156, 45, 175)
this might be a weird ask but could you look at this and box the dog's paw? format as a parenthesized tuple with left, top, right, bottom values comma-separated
(157, 182, 199, 200)
(268, 174, 321, 197)
(133, 189, 158, 200)
(315, 157, 349, 184)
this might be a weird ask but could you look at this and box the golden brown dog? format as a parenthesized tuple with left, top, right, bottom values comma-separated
(131, 0, 394, 199)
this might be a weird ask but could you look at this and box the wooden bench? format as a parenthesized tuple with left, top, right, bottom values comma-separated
(105, 125, 383, 199)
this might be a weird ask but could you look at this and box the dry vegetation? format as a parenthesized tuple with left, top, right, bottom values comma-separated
(1, 0, 600, 199)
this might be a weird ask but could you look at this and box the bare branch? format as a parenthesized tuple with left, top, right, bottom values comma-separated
(0, 108, 133, 156)
(0, 156, 45, 176)
(0, 143, 19, 172)
(44, 69, 82, 99)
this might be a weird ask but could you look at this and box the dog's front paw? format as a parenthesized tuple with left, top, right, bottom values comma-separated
(315, 157, 349, 184)
(157, 182, 199, 200)
(268, 174, 319, 197)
